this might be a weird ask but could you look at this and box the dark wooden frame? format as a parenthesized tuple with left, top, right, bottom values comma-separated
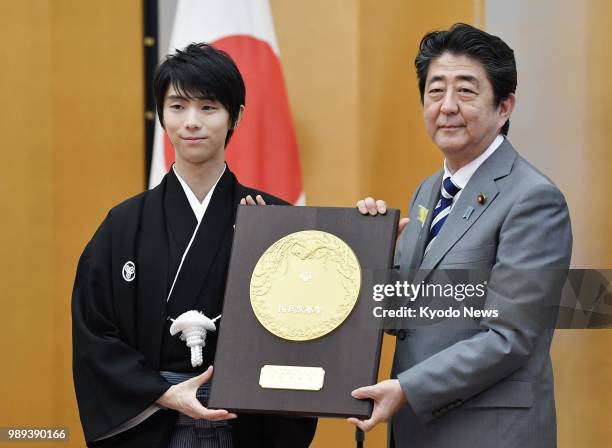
(209, 206, 399, 418)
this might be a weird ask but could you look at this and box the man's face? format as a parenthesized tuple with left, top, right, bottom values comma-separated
(423, 52, 514, 169)
(163, 86, 239, 166)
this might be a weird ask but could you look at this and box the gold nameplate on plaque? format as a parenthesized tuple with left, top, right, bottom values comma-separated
(250, 230, 361, 341)
(259, 365, 325, 391)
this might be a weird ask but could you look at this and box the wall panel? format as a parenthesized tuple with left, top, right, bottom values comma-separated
(554, 1, 612, 447)
(0, 0, 55, 427)
(486, 1, 612, 446)
(0, 1, 143, 446)
(270, 0, 360, 208)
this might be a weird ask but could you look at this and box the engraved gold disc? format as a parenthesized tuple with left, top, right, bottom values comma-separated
(250, 230, 361, 341)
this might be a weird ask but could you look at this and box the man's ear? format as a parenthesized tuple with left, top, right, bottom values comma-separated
(498, 93, 515, 126)
(233, 105, 245, 129)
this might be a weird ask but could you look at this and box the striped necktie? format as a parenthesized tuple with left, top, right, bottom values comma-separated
(425, 177, 461, 254)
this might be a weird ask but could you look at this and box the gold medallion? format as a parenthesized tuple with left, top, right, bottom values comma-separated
(250, 230, 361, 341)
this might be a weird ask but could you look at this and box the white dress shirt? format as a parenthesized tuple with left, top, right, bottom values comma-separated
(444, 134, 504, 208)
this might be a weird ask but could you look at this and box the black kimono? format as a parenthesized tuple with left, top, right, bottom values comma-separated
(72, 166, 316, 447)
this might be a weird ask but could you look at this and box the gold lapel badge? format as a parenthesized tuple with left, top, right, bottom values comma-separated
(477, 193, 487, 204)
(417, 205, 429, 227)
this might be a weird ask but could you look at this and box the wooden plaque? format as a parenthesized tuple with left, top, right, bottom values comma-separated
(208, 206, 399, 418)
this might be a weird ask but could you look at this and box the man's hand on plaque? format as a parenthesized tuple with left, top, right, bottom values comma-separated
(240, 194, 267, 205)
(347, 379, 407, 432)
(356, 197, 409, 239)
(156, 366, 237, 421)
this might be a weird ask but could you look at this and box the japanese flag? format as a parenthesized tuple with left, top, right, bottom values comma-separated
(149, 0, 305, 205)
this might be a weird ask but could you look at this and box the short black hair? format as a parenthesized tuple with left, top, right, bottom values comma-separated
(415, 23, 517, 136)
(153, 43, 245, 145)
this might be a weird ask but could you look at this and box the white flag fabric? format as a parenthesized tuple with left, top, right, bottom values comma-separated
(149, 0, 304, 205)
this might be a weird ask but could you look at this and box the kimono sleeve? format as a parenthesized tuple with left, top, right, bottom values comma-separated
(71, 215, 171, 442)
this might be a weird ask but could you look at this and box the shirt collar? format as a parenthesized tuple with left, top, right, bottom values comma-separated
(443, 134, 504, 189)
(172, 164, 226, 223)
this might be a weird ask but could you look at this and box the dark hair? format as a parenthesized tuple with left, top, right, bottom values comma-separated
(153, 43, 245, 145)
(415, 23, 516, 135)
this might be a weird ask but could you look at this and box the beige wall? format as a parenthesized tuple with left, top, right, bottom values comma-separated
(483, 1, 612, 446)
(271, 0, 360, 207)
(0, 1, 611, 447)
(0, 1, 143, 446)
(552, 1, 612, 447)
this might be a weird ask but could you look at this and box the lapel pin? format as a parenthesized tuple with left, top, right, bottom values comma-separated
(463, 206, 475, 220)
(417, 205, 429, 227)
(477, 193, 486, 205)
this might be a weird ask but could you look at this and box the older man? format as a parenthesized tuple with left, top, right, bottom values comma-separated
(351, 23, 572, 448)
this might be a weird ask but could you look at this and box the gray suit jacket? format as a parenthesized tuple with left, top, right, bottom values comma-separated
(391, 139, 572, 448)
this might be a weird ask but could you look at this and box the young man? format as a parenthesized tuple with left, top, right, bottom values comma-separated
(72, 43, 316, 448)
(352, 24, 571, 447)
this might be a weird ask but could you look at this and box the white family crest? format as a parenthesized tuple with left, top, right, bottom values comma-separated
(122, 261, 136, 282)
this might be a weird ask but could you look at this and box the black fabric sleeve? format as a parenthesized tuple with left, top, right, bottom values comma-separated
(72, 216, 171, 443)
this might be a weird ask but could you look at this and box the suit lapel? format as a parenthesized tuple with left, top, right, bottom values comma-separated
(420, 177, 498, 270)
(410, 175, 443, 270)
(420, 140, 517, 271)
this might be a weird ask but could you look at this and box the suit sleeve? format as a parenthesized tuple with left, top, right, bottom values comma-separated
(397, 183, 572, 423)
(72, 216, 171, 442)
